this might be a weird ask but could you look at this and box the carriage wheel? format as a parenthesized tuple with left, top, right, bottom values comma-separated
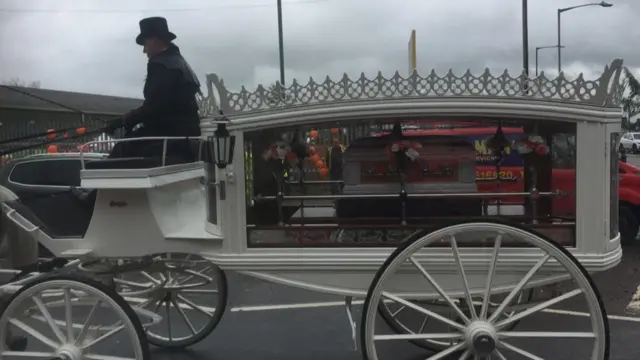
(377, 288, 533, 351)
(0, 274, 150, 360)
(115, 253, 228, 349)
(361, 220, 609, 360)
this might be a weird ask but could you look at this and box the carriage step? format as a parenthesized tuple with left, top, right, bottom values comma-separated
(59, 249, 93, 258)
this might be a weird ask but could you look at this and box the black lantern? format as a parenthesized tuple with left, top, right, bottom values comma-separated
(207, 112, 236, 169)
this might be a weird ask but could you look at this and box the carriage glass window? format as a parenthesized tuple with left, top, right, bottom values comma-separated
(47, 160, 81, 186)
(610, 133, 620, 239)
(243, 118, 577, 247)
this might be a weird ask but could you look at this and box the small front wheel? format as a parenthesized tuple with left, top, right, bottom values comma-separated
(0, 274, 150, 359)
(115, 253, 228, 349)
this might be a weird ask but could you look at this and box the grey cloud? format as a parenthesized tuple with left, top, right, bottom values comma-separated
(1, 0, 638, 98)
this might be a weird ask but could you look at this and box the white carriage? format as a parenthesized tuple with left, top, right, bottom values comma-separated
(0, 59, 625, 360)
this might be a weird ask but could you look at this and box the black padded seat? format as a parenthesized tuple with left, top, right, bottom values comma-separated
(5, 191, 94, 239)
(84, 156, 192, 170)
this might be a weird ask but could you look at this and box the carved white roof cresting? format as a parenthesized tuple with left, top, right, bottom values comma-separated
(199, 59, 624, 117)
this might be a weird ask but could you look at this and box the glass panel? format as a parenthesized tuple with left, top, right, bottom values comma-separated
(610, 132, 620, 239)
(206, 164, 217, 224)
(244, 118, 577, 247)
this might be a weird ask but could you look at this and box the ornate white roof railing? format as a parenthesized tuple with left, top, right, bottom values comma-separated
(197, 59, 624, 118)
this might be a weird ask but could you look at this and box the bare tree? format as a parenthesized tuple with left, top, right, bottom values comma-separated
(622, 67, 640, 131)
(2, 78, 41, 88)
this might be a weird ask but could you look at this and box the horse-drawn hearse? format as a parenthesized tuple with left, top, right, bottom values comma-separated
(0, 59, 625, 359)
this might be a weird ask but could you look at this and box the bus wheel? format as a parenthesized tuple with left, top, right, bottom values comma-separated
(620, 205, 639, 246)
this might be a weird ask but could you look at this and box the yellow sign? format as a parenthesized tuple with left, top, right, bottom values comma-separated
(474, 139, 512, 155)
(475, 170, 524, 181)
(408, 30, 417, 75)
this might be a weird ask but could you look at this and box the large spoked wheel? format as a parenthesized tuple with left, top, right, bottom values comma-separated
(377, 289, 533, 351)
(361, 220, 609, 360)
(0, 274, 150, 360)
(114, 253, 228, 349)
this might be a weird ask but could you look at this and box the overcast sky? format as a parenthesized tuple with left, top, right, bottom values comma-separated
(1, 0, 638, 98)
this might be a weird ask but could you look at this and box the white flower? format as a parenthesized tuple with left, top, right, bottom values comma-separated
(405, 148, 420, 160)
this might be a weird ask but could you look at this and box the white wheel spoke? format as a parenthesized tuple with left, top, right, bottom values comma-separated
(390, 305, 405, 317)
(172, 299, 197, 335)
(374, 333, 463, 341)
(450, 235, 477, 320)
(63, 289, 74, 341)
(165, 300, 172, 342)
(457, 349, 471, 360)
(176, 265, 213, 286)
(114, 278, 154, 289)
(418, 314, 429, 333)
(498, 331, 595, 338)
(181, 289, 218, 294)
(8, 318, 59, 349)
(0, 351, 56, 357)
(488, 254, 550, 323)
(480, 235, 502, 319)
(495, 288, 582, 329)
(32, 295, 66, 343)
(80, 324, 125, 350)
(177, 294, 213, 317)
(499, 341, 544, 360)
(84, 355, 136, 360)
(140, 271, 161, 285)
(381, 292, 464, 331)
(76, 299, 101, 345)
(494, 349, 508, 360)
(425, 342, 467, 360)
(408, 256, 471, 325)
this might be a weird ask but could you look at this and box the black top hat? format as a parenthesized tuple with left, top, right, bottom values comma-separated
(136, 17, 177, 45)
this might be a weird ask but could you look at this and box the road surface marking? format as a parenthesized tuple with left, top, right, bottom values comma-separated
(123, 297, 640, 323)
(625, 285, 640, 316)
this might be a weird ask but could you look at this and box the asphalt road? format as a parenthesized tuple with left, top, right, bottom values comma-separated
(142, 253, 640, 360)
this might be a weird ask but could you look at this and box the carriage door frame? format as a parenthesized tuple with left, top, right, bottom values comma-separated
(205, 162, 222, 235)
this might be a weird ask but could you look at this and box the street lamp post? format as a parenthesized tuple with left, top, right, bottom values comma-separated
(277, 0, 285, 85)
(522, 0, 529, 76)
(557, 1, 612, 73)
(535, 45, 565, 76)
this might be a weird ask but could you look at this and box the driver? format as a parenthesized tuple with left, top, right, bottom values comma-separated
(105, 16, 201, 161)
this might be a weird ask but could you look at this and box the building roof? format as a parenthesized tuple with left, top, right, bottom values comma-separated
(0, 86, 143, 115)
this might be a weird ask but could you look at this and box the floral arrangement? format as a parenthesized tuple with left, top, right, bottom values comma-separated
(262, 141, 294, 161)
(388, 140, 423, 161)
(516, 135, 550, 156)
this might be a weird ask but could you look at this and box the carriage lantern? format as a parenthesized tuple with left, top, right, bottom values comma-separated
(207, 112, 236, 169)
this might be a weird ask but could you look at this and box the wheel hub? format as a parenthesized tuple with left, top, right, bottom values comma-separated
(465, 321, 497, 357)
(51, 344, 82, 360)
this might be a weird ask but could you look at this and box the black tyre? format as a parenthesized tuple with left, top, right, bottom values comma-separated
(619, 205, 639, 245)
(632, 144, 638, 154)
